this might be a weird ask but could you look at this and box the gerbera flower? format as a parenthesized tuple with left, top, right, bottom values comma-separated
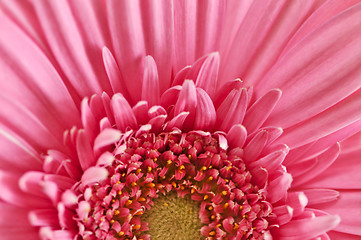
(0, 1, 361, 239)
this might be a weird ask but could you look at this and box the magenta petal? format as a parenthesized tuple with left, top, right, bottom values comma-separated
(57, 202, 76, 230)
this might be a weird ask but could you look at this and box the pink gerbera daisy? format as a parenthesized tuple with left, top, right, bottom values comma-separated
(1, 1, 361, 239)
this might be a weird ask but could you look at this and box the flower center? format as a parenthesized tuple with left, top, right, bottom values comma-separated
(73, 130, 272, 239)
(142, 192, 202, 240)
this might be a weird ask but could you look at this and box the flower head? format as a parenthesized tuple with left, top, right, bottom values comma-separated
(1, 1, 361, 240)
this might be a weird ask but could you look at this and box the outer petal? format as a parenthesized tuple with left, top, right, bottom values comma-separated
(276, 89, 361, 149)
(219, 0, 324, 86)
(173, 0, 224, 72)
(0, 13, 81, 151)
(260, 3, 361, 130)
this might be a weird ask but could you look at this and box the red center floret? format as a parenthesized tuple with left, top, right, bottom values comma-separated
(75, 130, 273, 240)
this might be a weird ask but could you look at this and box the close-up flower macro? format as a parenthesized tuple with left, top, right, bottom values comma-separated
(1, 0, 361, 239)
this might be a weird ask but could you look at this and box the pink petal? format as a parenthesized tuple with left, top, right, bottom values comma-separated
(282, 0, 361, 55)
(76, 129, 95, 171)
(249, 145, 289, 172)
(226, 124, 247, 149)
(0, 13, 81, 148)
(0, 202, 32, 227)
(81, 97, 98, 143)
(220, 1, 323, 85)
(304, 189, 340, 206)
(0, 227, 40, 240)
(260, 3, 361, 130)
(172, 65, 191, 86)
(31, 1, 107, 96)
(303, 146, 361, 190)
(285, 192, 308, 218)
(40, 227, 74, 240)
(110, 93, 138, 131)
(142, 55, 160, 106)
(96, 152, 115, 167)
(214, 79, 244, 108)
(18, 171, 45, 197)
(148, 115, 167, 133)
(173, 0, 196, 71)
(0, 95, 64, 152)
(94, 128, 122, 151)
(81, 166, 109, 187)
(216, 88, 248, 132)
(139, 0, 174, 94)
(276, 89, 361, 149)
(132, 101, 150, 125)
(273, 215, 340, 240)
(285, 119, 361, 163)
(291, 143, 340, 187)
(0, 170, 51, 208)
(174, 80, 197, 129)
(165, 112, 189, 132)
(148, 106, 167, 119)
(189, 53, 220, 99)
(328, 231, 361, 240)
(194, 88, 216, 131)
(106, 0, 146, 102)
(193, 1, 224, 61)
(273, 205, 293, 225)
(244, 130, 268, 163)
(57, 202, 76, 230)
(29, 209, 59, 227)
(243, 89, 282, 134)
(0, 128, 42, 172)
(267, 172, 292, 204)
(102, 47, 131, 101)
